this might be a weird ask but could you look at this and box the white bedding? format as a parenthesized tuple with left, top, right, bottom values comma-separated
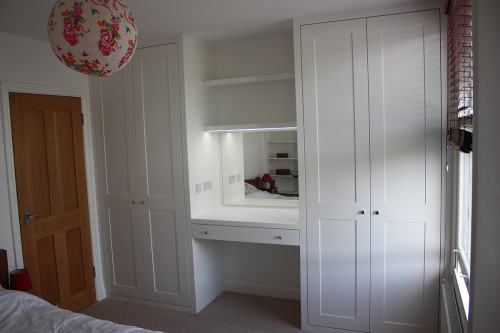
(244, 183, 297, 200)
(0, 286, 162, 333)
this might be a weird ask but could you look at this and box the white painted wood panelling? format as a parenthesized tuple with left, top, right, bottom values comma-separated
(97, 68, 147, 299)
(368, 10, 442, 333)
(107, 208, 140, 289)
(94, 43, 190, 308)
(132, 44, 190, 306)
(192, 223, 299, 246)
(301, 18, 371, 332)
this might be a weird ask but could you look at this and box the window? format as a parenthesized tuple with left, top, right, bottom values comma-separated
(457, 152, 472, 276)
(447, 0, 474, 327)
(452, 150, 473, 326)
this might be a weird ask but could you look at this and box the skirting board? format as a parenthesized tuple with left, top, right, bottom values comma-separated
(107, 294, 195, 314)
(224, 280, 300, 300)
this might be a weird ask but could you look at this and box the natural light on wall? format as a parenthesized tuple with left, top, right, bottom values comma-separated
(205, 122, 297, 133)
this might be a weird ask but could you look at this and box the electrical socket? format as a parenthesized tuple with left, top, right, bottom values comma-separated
(203, 181, 212, 191)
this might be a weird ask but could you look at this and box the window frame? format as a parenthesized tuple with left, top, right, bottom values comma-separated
(450, 149, 472, 332)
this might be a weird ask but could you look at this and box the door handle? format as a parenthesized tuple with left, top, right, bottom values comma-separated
(24, 211, 38, 226)
(374, 210, 381, 215)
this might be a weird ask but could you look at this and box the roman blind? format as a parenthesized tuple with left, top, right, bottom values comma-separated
(448, 0, 473, 153)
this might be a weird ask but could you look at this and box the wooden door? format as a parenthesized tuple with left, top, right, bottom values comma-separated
(367, 10, 442, 333)
(10, 93, 95, 311)
(92, 67, 147, 299)
(132, 44, 190, 306)
(301, 19, 371, 331)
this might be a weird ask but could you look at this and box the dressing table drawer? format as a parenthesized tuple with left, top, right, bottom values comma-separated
(192, 224, 299, 246)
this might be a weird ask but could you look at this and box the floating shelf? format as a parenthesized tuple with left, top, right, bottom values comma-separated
(268, 140, 297, 143)
(277, 190, 299, 196)
(205, 122, 297, 133)
(203, 73, 294, 87)
(268, 157, 298, 160)
(270, 174, 298, 178)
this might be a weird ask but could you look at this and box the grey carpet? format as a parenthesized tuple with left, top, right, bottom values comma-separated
(81, 292, 302, 333)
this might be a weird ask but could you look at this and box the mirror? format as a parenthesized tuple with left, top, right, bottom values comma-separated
(220, 131, 299, 208)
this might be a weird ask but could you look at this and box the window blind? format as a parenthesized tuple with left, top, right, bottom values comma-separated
(448, 0, 473, 153)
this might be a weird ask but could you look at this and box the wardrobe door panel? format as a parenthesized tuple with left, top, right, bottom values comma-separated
(368, 10, 442, 333)
(132, 44, 190, 306)
(93, 70, 147, 298)
(301, 19, 371, 332)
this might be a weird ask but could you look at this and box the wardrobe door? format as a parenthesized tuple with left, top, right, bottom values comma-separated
(132, 44, 190, 306)
(92, 69, 147, 298)
(368, 10, 442, 333)
(301, 19, 371, 331)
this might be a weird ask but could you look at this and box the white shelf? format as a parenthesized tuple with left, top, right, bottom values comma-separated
(268, 157, 298, 160)
(270, 174, 298, 178)
(278, 191, 299, 196)
(268, 140, 297, 143)
(203, 73, 294, 87)
(205, 122, 297, 133)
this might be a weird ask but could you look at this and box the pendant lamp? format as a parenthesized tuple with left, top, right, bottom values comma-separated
(48, 0, 137, 77)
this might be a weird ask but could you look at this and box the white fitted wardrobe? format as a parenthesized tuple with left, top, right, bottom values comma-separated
(91, 44, 191, 308)
(296, 7, 443, 333)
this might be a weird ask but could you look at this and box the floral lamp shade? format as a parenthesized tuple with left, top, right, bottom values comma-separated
(48, 0, 137, 77)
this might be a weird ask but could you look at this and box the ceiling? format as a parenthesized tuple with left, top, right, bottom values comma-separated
(1, 0, 421, 44)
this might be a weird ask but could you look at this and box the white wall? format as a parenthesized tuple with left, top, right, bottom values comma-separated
(243, 133, 266, 179)
(181, 35, 226, 312)
(0, 32, 85, 268)
(182, 35, 221, 217)
(212, 32, 296, 125)
(469, 1, 500, 332)
(183, 33, 300, 305)
(220, 133, 245, 204)
(0, 32, 105, 299)
(223, 242, 300, 300)
(214, 33, 300, 300)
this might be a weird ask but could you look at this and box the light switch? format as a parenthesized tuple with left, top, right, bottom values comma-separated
(229, 175, 235, 184)
(195, 183, 203, 193)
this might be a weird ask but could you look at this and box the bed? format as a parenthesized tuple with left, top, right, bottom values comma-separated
(244, 182, 297, 200)
(0, 250, 162, 333)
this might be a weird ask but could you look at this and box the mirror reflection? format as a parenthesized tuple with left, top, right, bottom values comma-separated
(221, 131, 299, 207)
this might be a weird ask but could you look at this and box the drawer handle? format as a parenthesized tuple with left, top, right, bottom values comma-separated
(276, 235, 283, 240)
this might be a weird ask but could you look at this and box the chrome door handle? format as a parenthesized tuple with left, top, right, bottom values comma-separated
(374, 210, 380, 215)
(24, 211, 38, 226)
(359, 210, 365, 215)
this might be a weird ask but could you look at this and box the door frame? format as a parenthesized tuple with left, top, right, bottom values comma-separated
(0, 81, 105, 300)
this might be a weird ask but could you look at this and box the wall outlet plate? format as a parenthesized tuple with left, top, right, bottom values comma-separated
(203, 181, 212, 191)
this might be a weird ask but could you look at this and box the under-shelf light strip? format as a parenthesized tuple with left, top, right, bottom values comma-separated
(206, 126, 297, 133)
